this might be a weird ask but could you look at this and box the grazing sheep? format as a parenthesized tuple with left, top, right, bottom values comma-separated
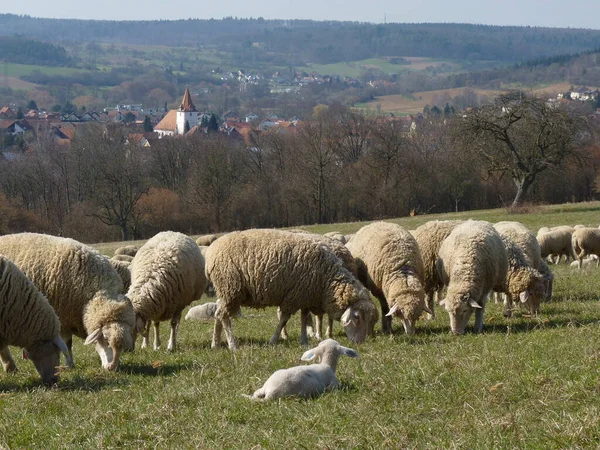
(437, 220, 508, 334)
(111, 254, 134, 263)
(537, 227, 550, 238)
(572, 228, 600, 269)
(344, 234, 355, 243)
(494, 222, 542, 269)
(0, 233, 136, 371)
(574, 224, 586, 230)
(128, 231, 207, 351)
(0, 256, 72, 384)
(284, 230, 360, 341)
(323, 231, 346, 244)
(198, 246, 216, 297)
(109, 258, 132, 292)
(205, 229, 378, 349)
(196, 234, 218, 246)
(537, 228, 575, 264)
(114, 245, 138, 257)
(346, 221, 428, 334)
(411, 220, 464, 319)
(247, 339, 358, 400)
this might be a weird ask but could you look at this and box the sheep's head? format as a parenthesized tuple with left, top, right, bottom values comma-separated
(385, 276, 427, 335)
(439, 292, 481, 335)
(518, 272, 546, 316)
(26, 336, 70, 385)
(340, 297, 378, 344)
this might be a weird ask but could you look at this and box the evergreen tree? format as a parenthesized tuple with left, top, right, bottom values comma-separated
(143, 115, 154, 132)
(200, 114, 209, 127)
(16, 107, 23, 119)
(26, 100, 38, 111)
(184, 120, 190, 133)
(124, 112, 136, 123)
(207, 114, 219, 133)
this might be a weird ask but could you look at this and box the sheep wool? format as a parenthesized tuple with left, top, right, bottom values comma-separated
(537, 228, 575, 264)
(346, 221, 426, 335)
(0, 233, 135, 371)
(411, 220, 464, 319)
(205, 229, 377, 349)
(437, 220, 508, 334)
(196, 234, 218, 246)
(109, 258, 132, 292)
(114, 245, 138, 257)
(128, 231, 207, 351)
(572, 228, 600, 269)
(0, 256, 71, 384)
(494, 221, 542, 270)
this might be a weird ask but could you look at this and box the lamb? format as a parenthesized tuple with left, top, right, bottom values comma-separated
(537, 228, 575, 264)
(0, 256, 72, 385)
(0, 233, 136, 371)
(437, 220, 508, 334)
(493, 222, 546, 316)
(323, 231, 346, 244)
(570, 256, 599, 268)
(572, 228, 600, 269)
(346, 221, 428, 334)
(185, 300, 243, 321)
(196, 234, 218, 246)
(114, 245, 138, 257)
(128, 231, 207, 351)
(205, 229, 378, 349)
(247, 339, 358, 400)
(411, 220, 464, 319)
(109, 258, 132, 292)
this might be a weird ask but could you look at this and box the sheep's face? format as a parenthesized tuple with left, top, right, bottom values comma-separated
(341, 300, 378, 344)
(442, 294, 475, 335)
(387, 284, 425, 335)
(27, 340, 61, 385)
(85, 322, 133, 370)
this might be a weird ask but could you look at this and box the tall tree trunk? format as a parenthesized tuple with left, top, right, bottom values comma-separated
(121, 222, 129, 241)
(512, 175, 534, 207)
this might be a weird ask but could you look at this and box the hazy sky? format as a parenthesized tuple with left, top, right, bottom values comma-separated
(4, 0, 600, 29)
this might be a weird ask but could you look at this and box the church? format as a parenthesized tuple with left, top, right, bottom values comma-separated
(154, 87, 199, 138)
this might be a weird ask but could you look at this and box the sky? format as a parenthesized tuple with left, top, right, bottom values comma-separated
(4, 0, 600, 29)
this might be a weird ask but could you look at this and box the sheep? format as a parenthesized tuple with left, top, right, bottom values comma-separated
(0, 233, 136, 371)
(109, 258, 131, 292)
(537, 228, 575, 264)
(494, 221, 542, 269)
(128, 231, 207, 351)
(111, 254, 134, 263)
(344, 233, 355, 243)
(196, 234, 218, 246)
(572, 228, 600, 269)
(411, 220, 464, 319)
(437, 220, 508, 334)
(0, 256, 72, 385)
(537, 227, 550, 238)
(323, 231, 346, 244)
(185, 300, 243, 321)
(198, 246, 216, 297)
(493, 223, 546, 316)
(570, 256, 599, 268)
(574, 224, 586, 230)
(114, 245, 138, 257)
(284, 230, 360, 341)
(247, 339, 358, 400)
(346, 221, 428, 335)
(205, 229, 378, 350)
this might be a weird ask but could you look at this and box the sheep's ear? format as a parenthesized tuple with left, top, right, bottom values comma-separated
(340, 308, 357, 327)
(342, 347, 359, 358)
(84, 328, 103, 345)
(519, 291, 530, 303)
(301, 349, 318, 361)
(386, 303, 400, 317)
(468, 298, 483, 309)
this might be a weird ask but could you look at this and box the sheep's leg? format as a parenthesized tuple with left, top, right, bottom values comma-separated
(221, 316, 237, 350)
(141, 320, 151, 349)
(278, 308, 289, 340)
(299, 309, 312, 346)
(376, 294, 393, 334)
(503, 294, 513, 318)
(211, 318, 223, 349)
(327, 315, 335, 338)
(0, 345, 16, 373)
(425, 291, 435, 320)
(578, 256, 583, 269)
(153, 321, 161, 351)
(474, 305, 485, 333)
(306, 312, 315, 338)
(269, 311, 291, 345)
(62, 332, 75, 368)
(167, 312, 182, 352)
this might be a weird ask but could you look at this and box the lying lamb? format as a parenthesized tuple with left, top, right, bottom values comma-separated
(247, 339, 358, 400)
(185, 301, 242, 321)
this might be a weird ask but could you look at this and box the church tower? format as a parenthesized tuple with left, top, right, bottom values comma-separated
(176, 87, 198, 134)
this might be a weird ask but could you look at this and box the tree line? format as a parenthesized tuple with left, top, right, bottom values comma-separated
(0, 94, 597, 243)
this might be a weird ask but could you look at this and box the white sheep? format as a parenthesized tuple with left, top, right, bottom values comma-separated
(411, 220, 464, 319)
(437, 220, 508, 334)
(247, 339, 358, 400)
(109, 258, 131, 292)
(205, 229, 378, 349)
(537, 227, 575, 264)
(196, 234, 218, 246)
(323, 231, 346, 244)
(185, 301, 243, 321)
(128, 231, 207, 351)
(0, 233, 137, 371)
(572, 228, 600, 269)
(346, 221, 429, 334)
(0, 256, 72, 384)
(114, 245, 138, 257)
(538, 260, 554, 301)
(569, 255, 599, 268)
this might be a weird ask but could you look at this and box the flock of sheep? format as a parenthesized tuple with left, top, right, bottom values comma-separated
(0, 219, 598, 399)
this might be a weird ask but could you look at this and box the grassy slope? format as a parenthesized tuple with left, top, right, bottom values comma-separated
(2, 201, 600, 448)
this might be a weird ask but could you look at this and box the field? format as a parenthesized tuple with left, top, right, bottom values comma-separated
(2, 202, 600, 448)
(358, 82, 600, 115)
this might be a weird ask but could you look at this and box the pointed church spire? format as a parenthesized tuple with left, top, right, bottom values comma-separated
(179, 87, 197, 112)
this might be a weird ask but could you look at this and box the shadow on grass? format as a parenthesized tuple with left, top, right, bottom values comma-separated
(0, 373, 128, 393)
(119, 362, 188, 377)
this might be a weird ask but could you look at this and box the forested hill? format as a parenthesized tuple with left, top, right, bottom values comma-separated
(2, 14, 600, 65)
(0, 36, 70, 66)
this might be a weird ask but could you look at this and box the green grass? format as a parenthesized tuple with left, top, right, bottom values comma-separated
(2, 62, 87, 78)
(3, 201, 600, 448)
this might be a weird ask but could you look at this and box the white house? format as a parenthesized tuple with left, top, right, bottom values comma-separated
(154, 87, 200, 138)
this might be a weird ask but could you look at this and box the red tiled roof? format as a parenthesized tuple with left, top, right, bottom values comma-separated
(179, 87, 197, 112)
(154, 110, 178, 132)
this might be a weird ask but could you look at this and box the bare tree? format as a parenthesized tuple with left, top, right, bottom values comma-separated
(455, 91, 591, 206)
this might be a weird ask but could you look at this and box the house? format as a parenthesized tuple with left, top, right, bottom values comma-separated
(154, 87, 199, 138)
(245, 112, 259, 122)
(0, 107, 16, 119)
(126, 133, 153, 148)
(0, 120, 28, 135)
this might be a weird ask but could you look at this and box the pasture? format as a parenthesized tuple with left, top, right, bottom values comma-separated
(2, 202, 600, 448)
